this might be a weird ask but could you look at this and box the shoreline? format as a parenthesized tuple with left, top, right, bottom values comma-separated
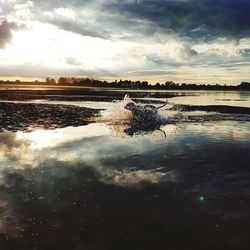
(1, 83, 250, 92)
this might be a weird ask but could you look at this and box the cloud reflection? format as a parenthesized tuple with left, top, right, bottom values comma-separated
(16, 124, 112, 149)
(0, 121, 250, 249)
(1, 125, 174, 187)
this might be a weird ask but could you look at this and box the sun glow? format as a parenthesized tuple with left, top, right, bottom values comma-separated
(1, 21, 120, 71)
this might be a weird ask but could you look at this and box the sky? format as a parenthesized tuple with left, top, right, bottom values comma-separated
(0, 0, 249, 84)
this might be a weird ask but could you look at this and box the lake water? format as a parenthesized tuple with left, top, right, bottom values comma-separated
(0, 90, 250, 250)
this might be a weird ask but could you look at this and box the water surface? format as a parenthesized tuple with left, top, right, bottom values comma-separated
(0, 90, 250, 250)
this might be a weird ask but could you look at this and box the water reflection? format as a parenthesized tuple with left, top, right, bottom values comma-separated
(0, 120, 250, 249)
(16, 124, 112, 149)
(170, 91, 250, 108)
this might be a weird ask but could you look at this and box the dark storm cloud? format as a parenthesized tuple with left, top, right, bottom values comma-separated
(0, 19, 20, 48)
(28, 0, 250, 42)
(44, 17, 110, 39)
(101, 0, 250, 41)
(28, 0, 110, 39)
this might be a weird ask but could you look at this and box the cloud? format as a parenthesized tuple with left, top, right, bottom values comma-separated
(102, 0, 250, 41)
(4, 0, 250, 45)
(0, 122, 250, 242)
(102, 169, 173, 187)
(26, 0, 250, 42)
(0, 19, 19, 48)
(0, 62, 117, 78)
(0, 0, 249, 83)
(31, 3, 110, 39)
(64, 57, 83, 66)
(0, 63, 82, 77)
(0, 131, 32, 168)
(178, 44, 198, 60)
(43, 17, 110, 39)
(0, 1, 14, 16)
(0, 131, 27, 149)
(0, 128, 174, 190)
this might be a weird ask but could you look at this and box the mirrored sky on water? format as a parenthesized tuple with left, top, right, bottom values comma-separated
(0, 121, 250, 246)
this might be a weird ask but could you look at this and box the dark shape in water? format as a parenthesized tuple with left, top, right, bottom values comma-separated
(124, 101, 167, 136)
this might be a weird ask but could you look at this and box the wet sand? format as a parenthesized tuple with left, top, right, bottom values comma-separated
(0, 102, 100, 132)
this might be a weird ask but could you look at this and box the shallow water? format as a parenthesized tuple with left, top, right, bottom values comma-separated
(0, 90, 250, 250)
(170, 90, 250, 108)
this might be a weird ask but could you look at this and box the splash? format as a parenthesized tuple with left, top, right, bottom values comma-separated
(95, 95, 239, 137)
(96, 94, 134, 125)
(94, 95, 178, 137)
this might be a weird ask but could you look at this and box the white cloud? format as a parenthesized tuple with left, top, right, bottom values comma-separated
(54, 8, 76, 19)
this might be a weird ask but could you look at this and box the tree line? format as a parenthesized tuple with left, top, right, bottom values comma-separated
(56, 78, 250, 90)
(1, 78, 250, 90)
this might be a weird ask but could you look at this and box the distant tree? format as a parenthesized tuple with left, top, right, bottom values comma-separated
(239, 81, 250, 90)
(46, 77, 56, 84)
(50, 79, 56, 84)
(155, 83, 161, 89)
(58, 77, 68, 84)
(165, 81, 175, 86)
(141, 81, 148, 88)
